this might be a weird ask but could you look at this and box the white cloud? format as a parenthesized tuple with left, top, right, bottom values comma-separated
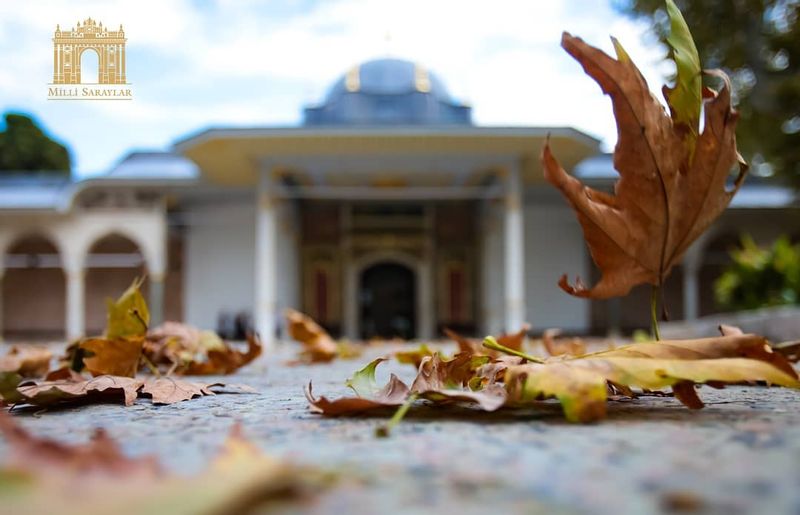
(0, 0, 673, 175)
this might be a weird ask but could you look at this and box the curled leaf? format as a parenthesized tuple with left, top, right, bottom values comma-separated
(0, 346, 52, 378)
(285, 309, 338, 363)
(543, 32, 746, 298)
(506, 357, 799, 423)
(445, 325, 529, 357)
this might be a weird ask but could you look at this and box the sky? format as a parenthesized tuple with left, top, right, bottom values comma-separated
(0, 0, 673, 178)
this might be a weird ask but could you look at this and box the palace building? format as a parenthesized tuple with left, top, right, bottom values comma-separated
(1, 58, 797, 344)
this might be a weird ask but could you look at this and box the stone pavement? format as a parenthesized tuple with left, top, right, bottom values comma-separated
(2, 341, 800, 515)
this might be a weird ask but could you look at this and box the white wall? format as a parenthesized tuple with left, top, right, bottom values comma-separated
(524, 203, 590, 332)
(184, 203, 256, 330)
(184, 199, 300, 332)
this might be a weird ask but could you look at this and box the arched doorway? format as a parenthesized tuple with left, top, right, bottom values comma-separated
(84, 233, 148, 335)
(359, 262, 416, 340)
(3, 235, 66, 340)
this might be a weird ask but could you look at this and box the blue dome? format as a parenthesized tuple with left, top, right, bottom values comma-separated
(303, 58, 471, 126)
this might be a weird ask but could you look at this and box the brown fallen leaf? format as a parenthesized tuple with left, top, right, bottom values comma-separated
(79, 337, 143, 378)
(541, 329, 587, 357)
(143, 323, 262, 375)
(43, 367, 85, 382)
(10, 375, 253, 408)
(306, 353, 508, 417)
(0, 415, 330, 515)
(410, 352, 490, 391)
(284, 308, 339, 363)
(17, 375, 144, 407)
(542, 32, 747, 298)
(0, 345, 52, 378)
(445, 325, 530, 357)
(140, 377, 224, 404)
(773, 340, 800, 363)
(144, 321, 224, 364)
(305, 376, 409, 416)
(67, 278, 149, 378)
(394, 343, 435, 368)
(178, 333, 262, 375)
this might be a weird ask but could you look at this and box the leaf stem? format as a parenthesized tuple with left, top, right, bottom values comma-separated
(650, 285, 661, 341)
(140, 353, 161, 377)
(375, 394, 417, 438)
(482, 336, 545, 363)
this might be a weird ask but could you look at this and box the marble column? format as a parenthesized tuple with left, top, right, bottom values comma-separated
(149, 273, 165, 327)
(255, 170, 277, 347)
(504, 164, 526, 332)
(418, 205, 435, 340)
(65, 266, 85, 341)
(341, 204, 357, 340)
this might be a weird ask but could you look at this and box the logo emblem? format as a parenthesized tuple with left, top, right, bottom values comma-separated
(48, 18, 132, 100)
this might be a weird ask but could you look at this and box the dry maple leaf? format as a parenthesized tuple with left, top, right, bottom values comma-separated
(541, 329, 587, 357)
(542, 30, 747, 298)
(143, 322, 262, 375)
(505, 356, 799, 423)
(0, 345, 52, 378)
(140, 377, 225, 404)
(444, 325, 529, 357)
(66, 278, 149, 378)
(15, 375, 145, 407)
(177, 333, 262, 375)
(79, 337, 143, 378)
(306, 353, 508, 417)
(10, 375, 253, 408)
(305, 377, 409, 416)
(593, 333, 797, 379)
(284, 308, 339, 363)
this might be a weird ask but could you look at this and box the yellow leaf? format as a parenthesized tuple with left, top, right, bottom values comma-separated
(105, 277, 149, 340)
(506, 357, 800, 423)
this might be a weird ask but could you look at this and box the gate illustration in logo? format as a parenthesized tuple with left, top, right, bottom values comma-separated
(53, 18, 127, 85)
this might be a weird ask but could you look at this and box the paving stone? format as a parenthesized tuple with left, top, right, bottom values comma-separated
(2, 342, 800, 515)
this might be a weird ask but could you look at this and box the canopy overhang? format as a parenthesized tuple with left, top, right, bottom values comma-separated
(174, 126, 601, 191)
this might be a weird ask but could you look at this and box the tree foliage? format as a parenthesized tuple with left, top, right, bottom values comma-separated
(715, 234, 800, 310)
(615, 0, 800, 184)
(0, 113, 71, 175)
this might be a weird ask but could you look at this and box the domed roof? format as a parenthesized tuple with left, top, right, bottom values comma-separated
(304, 58, 471, 126)
(326, 58, 453, 101)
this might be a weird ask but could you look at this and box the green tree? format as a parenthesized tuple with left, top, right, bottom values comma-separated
(715, 235, 800, 310)
(0, 113, 71, 175)
(615, 0, 800, 184)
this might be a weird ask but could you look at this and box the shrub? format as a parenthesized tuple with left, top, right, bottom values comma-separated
(714, 235, 800, 311)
